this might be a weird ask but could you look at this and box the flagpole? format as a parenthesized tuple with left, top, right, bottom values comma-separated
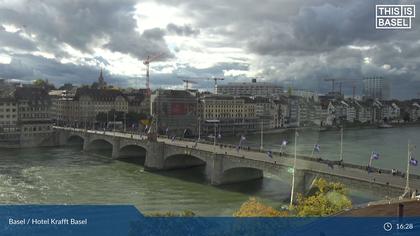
(290, 128, 298, 208)
(340, 127, 343, 162)
(260, 120, 263, 151)
(404, 140, 411, 197)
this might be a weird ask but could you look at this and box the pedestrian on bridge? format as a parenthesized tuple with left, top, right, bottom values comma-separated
(280, 139, 288, 155)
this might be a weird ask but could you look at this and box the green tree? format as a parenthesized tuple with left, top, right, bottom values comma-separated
(58, 83, 74, 90)
(90, 82, 99, 89)
(33, 79, 56, 91)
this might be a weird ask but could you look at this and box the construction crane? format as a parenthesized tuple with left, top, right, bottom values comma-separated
(143, 53, 163, 96)
(182, 79, 197, 90)
(324, 78, 358, 99)
(207, 77, 224, 94)
(324, 78, 338, 93)
(177, 75, 199, 90)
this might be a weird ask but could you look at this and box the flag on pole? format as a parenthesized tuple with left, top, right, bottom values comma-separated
(267, 150, 273, 158)
(239, 135, 246, 147)
(314, 144, 321, 153)
(371, 151, 380, 160)
(410, 153, 418, 166)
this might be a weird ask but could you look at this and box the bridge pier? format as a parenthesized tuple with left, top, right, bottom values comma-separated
(206, 154, 263, 185)
(82, 137, 90, 151)
(293, 170, 307, 200)
(111, 139, 120, 159)
(206, 154, 224, 185)
(144, 142, 165, 170)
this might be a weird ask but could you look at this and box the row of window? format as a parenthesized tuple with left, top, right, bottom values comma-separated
(0, 103, 16, 107)
(19, 107, 48, 111)
(20, 113, 49, 118)
(0, 115, 17, 119)
(0, 108, 17, 112)
(23, 126, 51, 132)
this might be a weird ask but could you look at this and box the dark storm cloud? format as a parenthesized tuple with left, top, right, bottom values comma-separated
(0, 53, 133, 87)
(166, 23, 200, 36)
(156, 0, 420, 98)
(0, 29, 38, 51)
(0, 0, 419, 99)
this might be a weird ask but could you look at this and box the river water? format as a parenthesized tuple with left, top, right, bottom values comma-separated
(0, 127, 418, 216)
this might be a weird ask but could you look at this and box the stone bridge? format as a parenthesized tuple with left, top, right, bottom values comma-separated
(54, 127, 420, 198)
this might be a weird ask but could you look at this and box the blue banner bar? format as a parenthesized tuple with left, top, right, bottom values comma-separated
(1, 205, 420, 236)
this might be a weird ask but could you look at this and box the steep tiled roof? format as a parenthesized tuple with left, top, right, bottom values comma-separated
(74, 88, 126, 102)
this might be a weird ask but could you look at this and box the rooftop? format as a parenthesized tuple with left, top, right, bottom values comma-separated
(339, 199, 420, 217)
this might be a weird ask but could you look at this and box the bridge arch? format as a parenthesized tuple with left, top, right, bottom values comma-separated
(119, 144, 148, 165)
(163, 153, 206, 170)
(66, 134, 85, 147)
(220, 167, 264, 185)
(85, 138, 114, 157)
(66, 134, 85, 144)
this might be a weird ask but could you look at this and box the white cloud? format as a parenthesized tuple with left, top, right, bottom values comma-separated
(0, 54, 11, 64)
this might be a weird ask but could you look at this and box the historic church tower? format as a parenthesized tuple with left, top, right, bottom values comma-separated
(98, 69, 107, 89)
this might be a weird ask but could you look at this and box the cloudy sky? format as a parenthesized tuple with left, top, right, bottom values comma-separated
(0, 0, 419, 99)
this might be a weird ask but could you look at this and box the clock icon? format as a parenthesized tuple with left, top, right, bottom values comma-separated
(384, 222, 393, 232)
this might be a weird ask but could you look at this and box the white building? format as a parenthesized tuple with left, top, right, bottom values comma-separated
(0, 98, 18, 132)
(363, 77, 390, 100)
(218, 79, 283, 97)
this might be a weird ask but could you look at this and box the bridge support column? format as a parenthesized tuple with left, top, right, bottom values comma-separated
(82, 137, 90, 151)
(144, 142, 165, 170)
(55, 131, 68, 146)
(291, 170, 312, 201)
(112, 139, 120, 159)
(206, 154, 224, 185)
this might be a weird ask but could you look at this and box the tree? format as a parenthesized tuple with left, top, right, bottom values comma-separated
(402, 111, 411, 122)
(59, 83, 74, 90)
(234, 197, 289, 217)
(90, 82, 99, 89)
(295, 178, 352, 216)
(32, 79, 56, 91)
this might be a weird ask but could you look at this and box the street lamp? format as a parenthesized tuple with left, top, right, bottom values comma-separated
(198, 116, 201, 141)
(260, 120, 264, 151)
(205, 119, 220, 152)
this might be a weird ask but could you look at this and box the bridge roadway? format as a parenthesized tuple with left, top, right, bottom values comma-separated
(54, 127, 420, 197)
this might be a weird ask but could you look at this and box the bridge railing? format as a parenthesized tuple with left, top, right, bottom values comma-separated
(54, 126, 420, 180)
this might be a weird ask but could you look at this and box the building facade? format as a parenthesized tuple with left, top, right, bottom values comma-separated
(151, 89, 197, 136)
(218, 79, 283, 97)
(363, 77, 390, 100)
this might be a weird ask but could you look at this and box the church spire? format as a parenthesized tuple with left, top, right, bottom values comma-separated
(98, 68, 106, 89)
